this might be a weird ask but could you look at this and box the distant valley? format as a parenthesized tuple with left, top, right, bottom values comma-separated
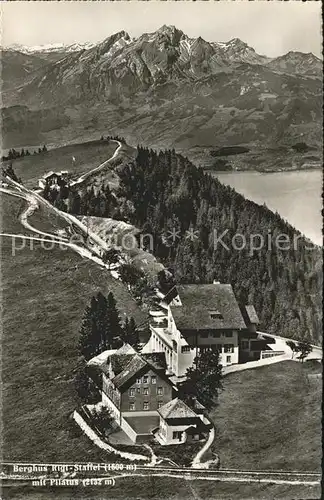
(1, 25, 322, 172)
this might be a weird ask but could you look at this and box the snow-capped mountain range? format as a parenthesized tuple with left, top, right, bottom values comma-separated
(6, 41, 98, 54)
(2, 25, 322, 153)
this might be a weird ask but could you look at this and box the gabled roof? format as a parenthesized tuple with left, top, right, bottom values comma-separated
(158, 398, 198, 419)
(141, 352, 167, 371)
(116, 343, 137, 355)
(110, 354, 135, 376)
(191, 399, 205, 412)
(42, 171, 56, 179)
(162, 286, 179, 306)
(170, 284, 246, 330)
(112, 354, 147, 389)
(110, 352, 168, 390)
(245, 305, 260, 325)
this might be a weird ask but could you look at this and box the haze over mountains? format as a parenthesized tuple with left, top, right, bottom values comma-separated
(1, 25, 322, 158)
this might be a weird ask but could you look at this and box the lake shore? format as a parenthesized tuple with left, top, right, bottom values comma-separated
(209, 169, 322, 246)
(206, 165, 322, 174)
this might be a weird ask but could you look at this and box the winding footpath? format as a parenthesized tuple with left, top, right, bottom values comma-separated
(70, 140, 121, 186)
(192, 427, 216, 468)
(0, 142, 125, 268)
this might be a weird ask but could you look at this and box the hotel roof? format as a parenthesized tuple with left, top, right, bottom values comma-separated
(245, 305, 260, 325)
(170, 284, 246, 330)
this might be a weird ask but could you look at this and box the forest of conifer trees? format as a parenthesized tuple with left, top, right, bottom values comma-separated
(115, 147, 322, 343)
(47, 145, 322, 344)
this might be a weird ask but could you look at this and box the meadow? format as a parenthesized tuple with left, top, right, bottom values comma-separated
(1, 193, 146, 462)
(7, 139, 117, 188)
(210, 360, 322, 472)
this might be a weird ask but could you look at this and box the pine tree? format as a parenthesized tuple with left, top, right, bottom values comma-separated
(119, 263, 143, 286)
(96, 291, 109, 351)
(122, 316, 140, 350)
(78, 305, 101, 360)
(75, 366, 101, 404)
(106, 292, 123, 349)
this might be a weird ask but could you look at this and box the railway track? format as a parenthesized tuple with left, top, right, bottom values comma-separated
(1, 462, 321, 486)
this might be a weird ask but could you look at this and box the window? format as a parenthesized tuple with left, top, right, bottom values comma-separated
(210, 311, 224, 320)
(200, 345, 212, 353)
(200, 332, 209, 338)
(158, 401, 163, 408)
(181, 346, 190, 353)
(172, 340, 177, 351)
(143, 387, 149, 395)
(225, 331, 232, 338)
(143, 375, 148, 384)
(224, 344, 234, 353)
(241, 341, 249, 350)
(129, 388, 135, 397)
(151, 376, 156, 384)
(136, 387, 141, 393)
(136, 377, 141, 384)
(173, 431, 182, 440)
(226, 355, 231, 363)
(143, 402, 149, 410)
(157, 387, 163, 395)
(212, 332, 221, 338)
(129, 403, 135, 411)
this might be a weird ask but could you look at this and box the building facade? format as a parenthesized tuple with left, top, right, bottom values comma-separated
(155, 398, 211, 446)
(88, 344, 210, 445)
(100, 350, 174, 421)
(146, 283, 251, 378)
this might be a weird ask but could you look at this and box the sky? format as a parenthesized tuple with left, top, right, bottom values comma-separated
(1, 1, 322, 58)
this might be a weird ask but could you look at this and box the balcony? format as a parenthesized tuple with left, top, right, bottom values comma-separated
(150, 318, 168, 329)
(260, 350, 285, 359)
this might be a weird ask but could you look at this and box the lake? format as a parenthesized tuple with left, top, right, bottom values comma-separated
(210, 169, 322, 245)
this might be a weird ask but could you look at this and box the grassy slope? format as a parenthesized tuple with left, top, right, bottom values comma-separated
(28, 202, 71, 234)
(7, 139, 117, 188)
(2, 478, 320, 500)
(210, 361, 322, 472)
(0, 190, 70, 237)
(1, 195, 146, 462)
(0, 193, 32, 236)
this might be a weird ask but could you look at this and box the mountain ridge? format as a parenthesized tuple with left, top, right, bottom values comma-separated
(1, 25, 322, 158)
(4, 26, 321, 62)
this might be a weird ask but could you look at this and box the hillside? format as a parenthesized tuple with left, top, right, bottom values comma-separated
(1, 26, 322, 167)
(0, 49, 46, 90)
(2, 138, 117, 188)
(0, 193, 146, 462)
(114, 147, 322, 343)
(210, 361, 322, 471)
(48, 143, 322, 344)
